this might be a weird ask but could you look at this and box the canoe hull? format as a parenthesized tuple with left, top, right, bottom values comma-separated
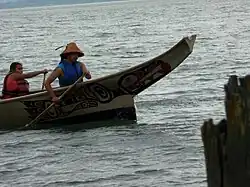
(0, 35, 196, 130)
(0, 95, 136, 129)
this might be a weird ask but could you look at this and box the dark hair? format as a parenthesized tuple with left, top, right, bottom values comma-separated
(61, 55, 66, 61)
(9, 62, 22, 73)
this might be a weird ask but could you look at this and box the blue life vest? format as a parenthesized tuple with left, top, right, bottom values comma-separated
(57, 60, 83, 87)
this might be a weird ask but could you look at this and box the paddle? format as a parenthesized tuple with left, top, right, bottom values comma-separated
(24, 74, 84, 129)
(41, 73, 46, 90)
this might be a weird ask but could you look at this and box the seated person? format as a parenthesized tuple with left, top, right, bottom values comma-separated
(1, 62, 48, 99)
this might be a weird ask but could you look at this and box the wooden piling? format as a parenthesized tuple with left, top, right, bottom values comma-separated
(201, 75, 250, 187)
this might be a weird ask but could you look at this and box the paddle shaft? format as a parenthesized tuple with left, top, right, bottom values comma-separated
(25, 75, 84, 128)
(41, 73, 46, 90)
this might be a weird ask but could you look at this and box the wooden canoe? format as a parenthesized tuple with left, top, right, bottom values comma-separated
(0, 34, 196, 130)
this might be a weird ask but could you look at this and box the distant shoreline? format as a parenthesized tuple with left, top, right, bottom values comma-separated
(0, 0, 126, 10)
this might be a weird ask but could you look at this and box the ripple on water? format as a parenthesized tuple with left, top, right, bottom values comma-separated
(1, 0, 250, 186)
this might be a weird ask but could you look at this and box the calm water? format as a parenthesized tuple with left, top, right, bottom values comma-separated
(1, 0, 250, 186)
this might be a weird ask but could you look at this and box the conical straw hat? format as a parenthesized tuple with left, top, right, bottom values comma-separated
(60, 42, 84, 57)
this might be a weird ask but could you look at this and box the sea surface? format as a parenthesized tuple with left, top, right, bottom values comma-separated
(1, 0, 250, 186)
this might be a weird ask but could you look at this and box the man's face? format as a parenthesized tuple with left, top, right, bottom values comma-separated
(68, 53, 79, 62)
(16, 64, 23, 74)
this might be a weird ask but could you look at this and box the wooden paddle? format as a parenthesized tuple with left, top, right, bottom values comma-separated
(41, 73, 46, 90)
(24, 74, 84, 129)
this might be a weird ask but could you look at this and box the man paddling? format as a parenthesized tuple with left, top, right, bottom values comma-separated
(45, 42, 91, 103)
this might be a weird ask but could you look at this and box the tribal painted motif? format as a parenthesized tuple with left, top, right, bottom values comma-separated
(21, 58, 172, 121)
(118, 59, 172, 95)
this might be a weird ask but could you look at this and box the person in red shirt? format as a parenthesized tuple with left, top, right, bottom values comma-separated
(1, 62, 48, 99)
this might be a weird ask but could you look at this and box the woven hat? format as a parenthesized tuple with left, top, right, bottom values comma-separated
(60, 42, 84, 57)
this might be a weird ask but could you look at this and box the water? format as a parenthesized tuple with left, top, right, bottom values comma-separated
(0, 0, 250, 186)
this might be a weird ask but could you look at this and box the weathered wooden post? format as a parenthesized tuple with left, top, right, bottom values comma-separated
(201, 75, 250, 187)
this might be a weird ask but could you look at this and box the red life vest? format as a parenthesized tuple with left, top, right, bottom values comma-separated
(2, 73, 29, 99)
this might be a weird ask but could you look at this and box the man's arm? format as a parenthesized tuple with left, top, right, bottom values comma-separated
(44, 68, 62, 98)
(11, 70, 47, 80)
(80, 62, 91, 79)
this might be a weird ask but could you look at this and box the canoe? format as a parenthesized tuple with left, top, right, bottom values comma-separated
(0, 34, 197, 130)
